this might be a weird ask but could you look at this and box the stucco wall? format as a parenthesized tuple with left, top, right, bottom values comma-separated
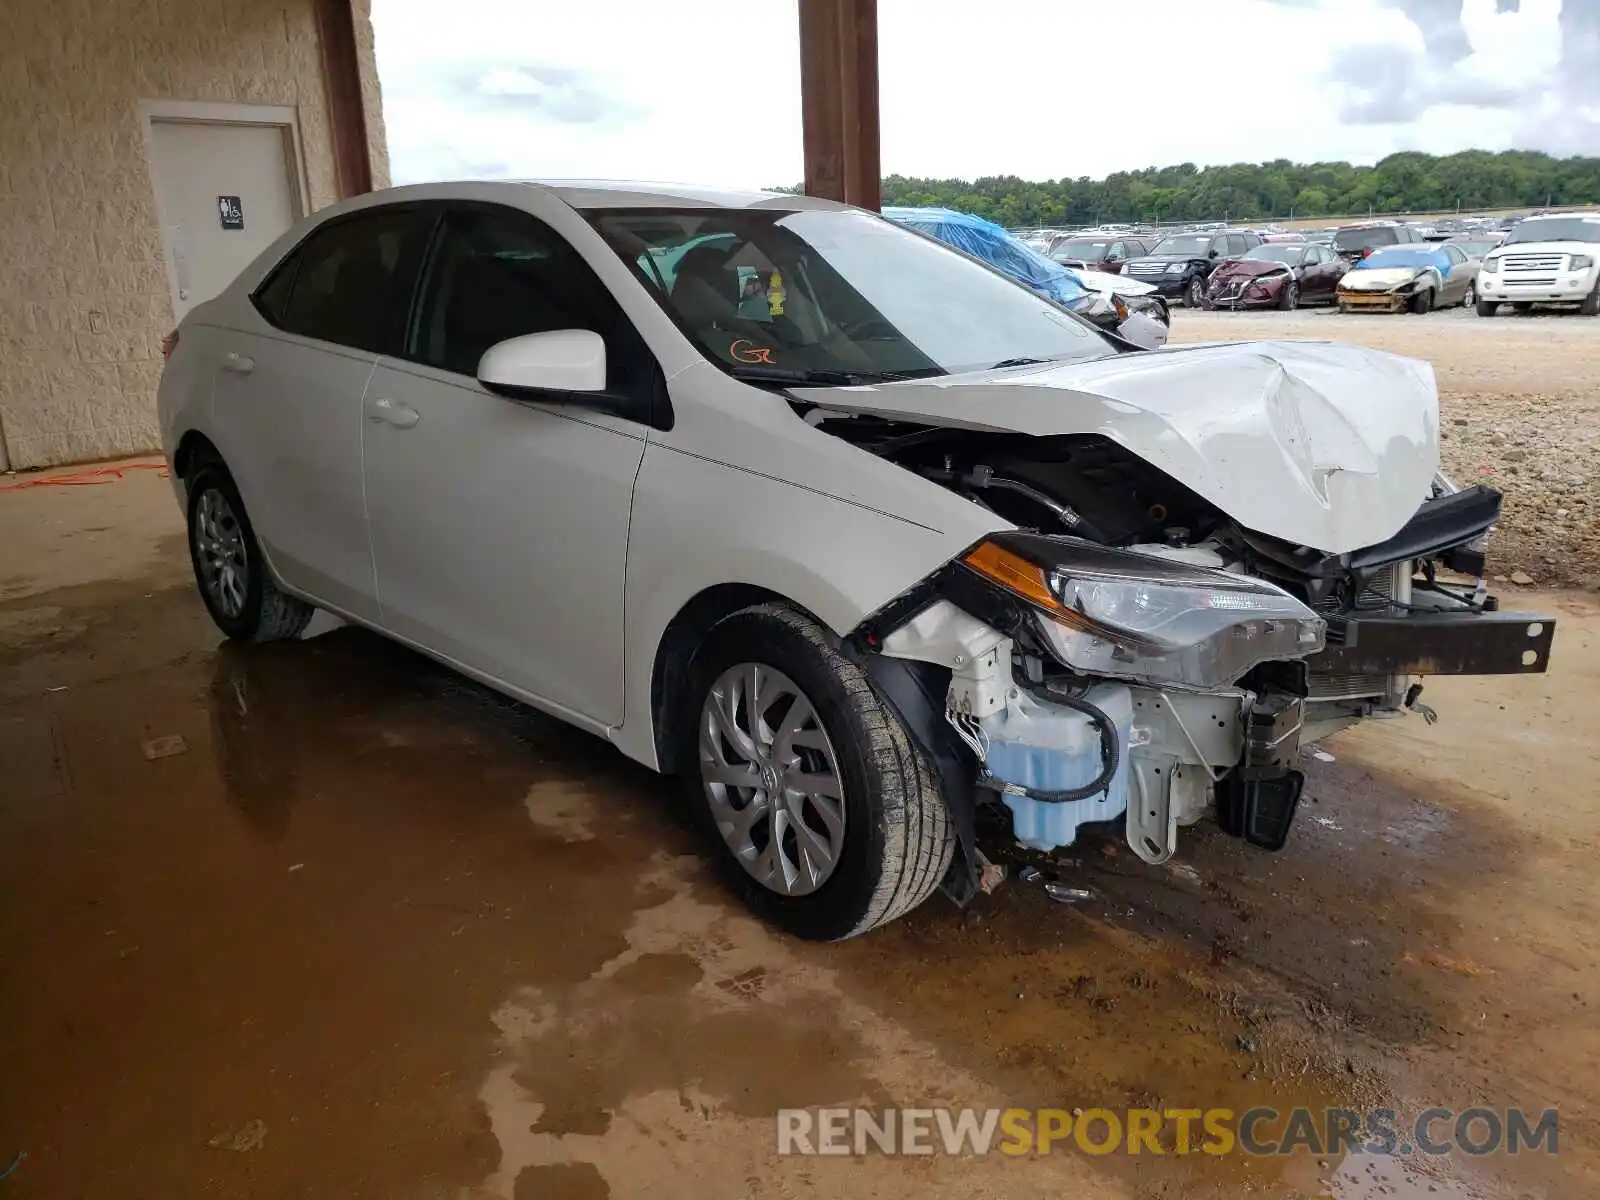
(0, 0, 388, 471)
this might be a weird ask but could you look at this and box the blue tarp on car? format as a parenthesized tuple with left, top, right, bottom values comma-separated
(883, 206, 1087, 305)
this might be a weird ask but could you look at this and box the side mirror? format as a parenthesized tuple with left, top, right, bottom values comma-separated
(1209, 248, 1220, 259)
(477, 330, 605, 396)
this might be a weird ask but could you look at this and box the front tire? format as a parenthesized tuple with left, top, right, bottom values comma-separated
(1278, 280, 1300, 311)
(185, 458, 313, 642)
(1477, 298, 1497, 317)
(1185, 276, 1205, 308)
(1411, 287, 1435, 315)
(1580, 282, 1600, 316)
(677, 603, 953, 940)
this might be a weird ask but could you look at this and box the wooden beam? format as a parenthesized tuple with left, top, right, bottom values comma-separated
(314, 0, 374, 198)
(799, 0, 880, 210)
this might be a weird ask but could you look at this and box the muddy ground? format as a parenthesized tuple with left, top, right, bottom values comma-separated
(2, 355, 1598, 1198)
(1174, 307, 1600, 588)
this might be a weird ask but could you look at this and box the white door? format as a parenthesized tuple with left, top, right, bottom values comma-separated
(212, 206, 435, 624)
(148, 119, 299, 320)
(361, 205, 649, 724)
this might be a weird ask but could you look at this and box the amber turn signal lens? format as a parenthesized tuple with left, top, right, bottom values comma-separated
(962, 541, 1091, 631)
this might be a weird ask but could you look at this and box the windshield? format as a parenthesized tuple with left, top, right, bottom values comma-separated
(1151, 234, 1211, 257)
(1240, 245, 1305, 265)
(1334, 226, 1400, 250)
(1503, 217, 1600, 246)
(1054, 239, 1111, 259)
(1359, 248, 1439, 269)
(588, 208, 1110, 381)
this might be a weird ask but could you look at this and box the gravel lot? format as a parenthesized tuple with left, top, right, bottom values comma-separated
(1173, 306, 1600, 588)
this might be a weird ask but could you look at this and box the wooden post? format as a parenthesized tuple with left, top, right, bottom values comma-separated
(799, 0, 881, 210)
(314, 0, 374, 198)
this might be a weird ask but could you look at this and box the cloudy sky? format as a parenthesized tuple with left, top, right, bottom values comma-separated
(372, 0, 1596, 188)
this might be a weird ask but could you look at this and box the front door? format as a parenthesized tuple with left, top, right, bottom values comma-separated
(361, 204, 651, 724)
(148, 118, 299, 320)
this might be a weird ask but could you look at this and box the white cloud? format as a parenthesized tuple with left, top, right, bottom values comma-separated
(370, 0, 1585, 188)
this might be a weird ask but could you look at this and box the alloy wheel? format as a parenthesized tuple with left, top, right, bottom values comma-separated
(194, 486, 248, 618)
(698, 663, 846, 896)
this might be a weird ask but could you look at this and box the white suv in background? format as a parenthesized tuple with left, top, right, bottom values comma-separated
(1478, 213, 1600, 316)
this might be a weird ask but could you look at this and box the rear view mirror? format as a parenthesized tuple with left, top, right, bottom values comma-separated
(478, 330, 606, 395)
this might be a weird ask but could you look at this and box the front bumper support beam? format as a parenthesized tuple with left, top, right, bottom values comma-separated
(1317, 610, 1554, 676)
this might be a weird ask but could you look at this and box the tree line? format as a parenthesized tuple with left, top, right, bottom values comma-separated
(861, 150, 1600, 227)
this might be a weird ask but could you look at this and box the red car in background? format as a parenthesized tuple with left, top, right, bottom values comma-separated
(1046, 235, 1151, 274)
(1204, 243, 1348, 309)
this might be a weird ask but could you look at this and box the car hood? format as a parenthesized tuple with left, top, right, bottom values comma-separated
(1127, 255, 1204, 267)
(1490, 239, 1599, 260)
(1072, 266, 1157, 296)
(793, 340, 1439, 554)
(1341, 267, 1426, 290)
(1209, 259, 1294, 283)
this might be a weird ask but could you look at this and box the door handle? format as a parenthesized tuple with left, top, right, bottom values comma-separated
(365, 397, 420, 429)
(223, 352, 254, 374)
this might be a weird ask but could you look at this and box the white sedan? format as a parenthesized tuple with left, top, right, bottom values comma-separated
(159, 181, 1552, 940)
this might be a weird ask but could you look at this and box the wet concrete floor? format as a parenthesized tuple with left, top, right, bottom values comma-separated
(2, 464, 1596, 1198)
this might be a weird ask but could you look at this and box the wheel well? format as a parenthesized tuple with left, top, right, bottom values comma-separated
(649, 583, 790, 774)
(172, 431, 222, 488)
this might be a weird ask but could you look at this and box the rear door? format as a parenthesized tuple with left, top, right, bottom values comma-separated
(360, 203, 652, 723)
(212, 206, 434, 620)
(1440, 245, 1472, 303)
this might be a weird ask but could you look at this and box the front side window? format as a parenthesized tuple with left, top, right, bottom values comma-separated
(256, 208, 431, 352)
(410, 206, 640, 386)
(587, 207, 1110, 382)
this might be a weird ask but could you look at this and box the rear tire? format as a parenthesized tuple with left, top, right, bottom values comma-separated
(676, 603, 953, 941)
(184, 457, 313, 643)
(1460, 281, 1476, 309)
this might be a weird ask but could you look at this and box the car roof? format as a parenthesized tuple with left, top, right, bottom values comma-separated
(522, 179, 848, 211)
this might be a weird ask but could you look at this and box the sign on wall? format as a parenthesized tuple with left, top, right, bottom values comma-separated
(217, 195, 244, 231)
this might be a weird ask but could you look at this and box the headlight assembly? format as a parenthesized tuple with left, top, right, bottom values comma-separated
(1166, 263, 1188, 274)
(961, 534, 1325, 689)
(1481, 257, 1500, 274)
(1572, 254, 1595, 271)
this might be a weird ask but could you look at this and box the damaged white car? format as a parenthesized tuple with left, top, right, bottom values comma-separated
(158, 181, 1556, 941)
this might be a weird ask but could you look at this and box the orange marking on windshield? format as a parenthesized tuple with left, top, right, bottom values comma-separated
(729, 339, 776, 364)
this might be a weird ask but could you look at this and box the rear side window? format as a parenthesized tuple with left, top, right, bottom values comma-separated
(254, 208, 433, 353)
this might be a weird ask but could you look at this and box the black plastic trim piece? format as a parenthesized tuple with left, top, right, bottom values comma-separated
(1348, 485, 1502, 570)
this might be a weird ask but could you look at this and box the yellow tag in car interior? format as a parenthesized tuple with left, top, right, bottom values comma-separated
(767, 270, 786, 317)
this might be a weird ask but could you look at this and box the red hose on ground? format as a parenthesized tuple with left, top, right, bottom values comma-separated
(0, 460, 169, 493)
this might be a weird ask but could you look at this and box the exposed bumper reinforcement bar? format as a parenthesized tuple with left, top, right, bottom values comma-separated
(1315, 610, 1554, 676)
